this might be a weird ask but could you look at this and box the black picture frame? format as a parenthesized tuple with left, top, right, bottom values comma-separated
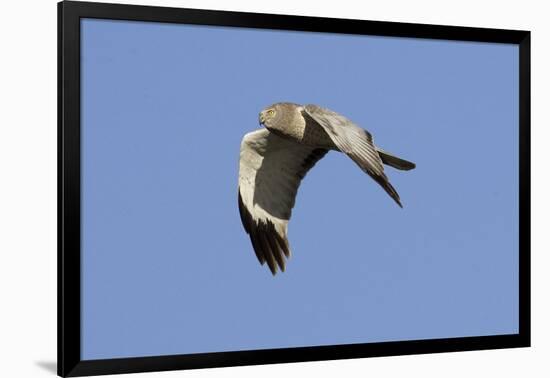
(58, 1, 531, 376)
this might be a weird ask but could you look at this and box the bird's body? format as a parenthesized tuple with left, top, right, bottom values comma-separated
(262, 102, 336, 149)
(238, 102, 415, 275)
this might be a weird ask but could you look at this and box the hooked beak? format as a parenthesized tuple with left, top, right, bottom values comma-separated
(259, 112, 265, 125)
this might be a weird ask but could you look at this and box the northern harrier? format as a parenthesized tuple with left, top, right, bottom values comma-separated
(238, 102, 415, 275)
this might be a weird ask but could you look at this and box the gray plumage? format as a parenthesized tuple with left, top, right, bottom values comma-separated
(238, 102, 415, 275)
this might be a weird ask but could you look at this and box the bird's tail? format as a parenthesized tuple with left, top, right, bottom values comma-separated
(376, 148, 416, 171)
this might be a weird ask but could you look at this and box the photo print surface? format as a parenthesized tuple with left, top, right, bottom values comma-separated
(81, 18, 519, 360)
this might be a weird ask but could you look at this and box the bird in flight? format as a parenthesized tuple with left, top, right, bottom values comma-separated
(238, 102, 415, 275)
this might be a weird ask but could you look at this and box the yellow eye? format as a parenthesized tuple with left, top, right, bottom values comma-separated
(267, 109, 275, 117)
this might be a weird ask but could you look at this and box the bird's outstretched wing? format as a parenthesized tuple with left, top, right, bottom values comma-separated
(238, 129, 328, 274)
(303, 104, 402, 207)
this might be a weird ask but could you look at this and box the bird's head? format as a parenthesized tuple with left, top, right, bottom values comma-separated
(259, 102, 299, 132)
(259, 105, 279, 129)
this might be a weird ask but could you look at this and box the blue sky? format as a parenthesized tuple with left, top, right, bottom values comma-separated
(81, 18, 519, 360)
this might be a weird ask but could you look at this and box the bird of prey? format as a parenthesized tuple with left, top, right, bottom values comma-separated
(238, 102, 415, 275)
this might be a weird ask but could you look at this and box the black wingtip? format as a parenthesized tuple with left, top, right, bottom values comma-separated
(378, 179, 403, 209)
(393, 194, 403, 208)
(238, 186, 292, 276)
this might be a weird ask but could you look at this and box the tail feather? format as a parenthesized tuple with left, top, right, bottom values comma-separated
(376, 148, 416, 171)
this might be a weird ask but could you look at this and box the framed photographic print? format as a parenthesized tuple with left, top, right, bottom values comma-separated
(58, 1, 530, 376)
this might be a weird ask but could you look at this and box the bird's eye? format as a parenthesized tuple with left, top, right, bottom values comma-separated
(267, 109, 276, 117)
